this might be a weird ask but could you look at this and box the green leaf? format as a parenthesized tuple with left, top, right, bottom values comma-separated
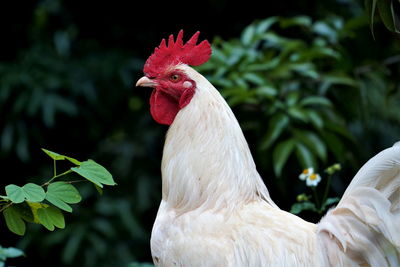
(321, 197, 340, 210)
(45, 182, 82, 212)
(5, 185, 25, 203)
(366, 0, 378, 37)
(290, 63, 319, 79)
(288, 106, 309, 122)
(325, 197, 340, 206)
(305, 110, 324, 129)
(41, 148, 66, 160)
(45, 195, 72, 212)
(298, 46, 339, 61)
(325, 120, 355, 141)
(280, 16, 312, 28)
(272, 139, 296, 177)
(242, 73, 265, 85)
(321, 73, 357, 87)
(21, 183, 46, 202)
(65, 156, 81, 165)
(1, 247, 24, 258)
(71, 160, 116, 188)
(94, 184, 104, 195)
(377, 0, 398, 32)
(3, 206, 26, 235)
(294, 130, 327, 162)
(247, 60, 280, 72)
(313, 21, 337, 43)
(321, 132, 346, 161)
(48, 182, 81, 203)
(13, 203, 34, 223)
(256, 17, 278, 34)
(290, 201, 317, 214)
(286, 91, 300, 107)
(41, 148, 81, 165)
(5, 183, 45, 203)
(391, 0, 400, 32)
(260, 113, 290, 150)
(26, 202, 48, 223)
(299, 96, 332, 107)
(37, 206, 65, 231)
(295, 142, 317, 169)
(255, 86, 277, 98)
(241, 25, 255, 46)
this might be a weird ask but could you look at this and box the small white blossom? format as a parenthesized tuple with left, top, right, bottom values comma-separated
(306, 173, 321, 187)
(299, 168, 321, 187)
(299, 168, 314, 181)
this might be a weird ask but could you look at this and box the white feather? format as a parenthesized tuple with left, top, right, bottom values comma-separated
(318, 144, 400, 266)
(150, 65, 400, 266)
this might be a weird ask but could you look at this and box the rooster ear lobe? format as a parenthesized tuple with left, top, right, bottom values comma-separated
(179, 87, 195, 109)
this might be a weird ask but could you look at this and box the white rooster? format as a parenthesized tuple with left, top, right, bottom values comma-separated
(136, 30, 400, 266)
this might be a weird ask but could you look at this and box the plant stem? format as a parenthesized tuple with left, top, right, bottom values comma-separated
(321, 174, 332, 207)
(312, 187, 320, 212)
(0, 202, 13, 213)
(53, 159, 57, 177)
(65, 179, 86, 184)
(42, 169, 73, 187)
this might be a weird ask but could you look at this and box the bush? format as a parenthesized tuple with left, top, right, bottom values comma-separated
(1, 0, 399, 266)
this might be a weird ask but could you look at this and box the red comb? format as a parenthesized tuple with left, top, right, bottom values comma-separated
(144, 30, 212, 77)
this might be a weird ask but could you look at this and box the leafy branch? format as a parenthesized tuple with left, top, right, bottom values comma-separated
(0, 149, 116, 235)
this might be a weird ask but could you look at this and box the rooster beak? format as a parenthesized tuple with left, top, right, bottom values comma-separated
(136, 76, 156, 88)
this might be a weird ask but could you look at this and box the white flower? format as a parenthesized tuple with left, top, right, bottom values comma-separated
(306, 173, 321, 187)
(299, 168, 314, 181)
(299, 168, 321, 187)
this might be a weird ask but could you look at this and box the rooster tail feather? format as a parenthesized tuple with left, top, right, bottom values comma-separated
(317, 142, 400, 266)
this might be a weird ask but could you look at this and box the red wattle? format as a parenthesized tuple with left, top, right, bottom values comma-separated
(150, 89, 180, 125)
(150, 87, 195, 126)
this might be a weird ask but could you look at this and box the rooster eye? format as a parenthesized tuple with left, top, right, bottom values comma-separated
(169, 74, 181, 82)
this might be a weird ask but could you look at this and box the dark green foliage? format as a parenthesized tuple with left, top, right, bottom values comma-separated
(199, 14, 400, 181)
(0, 0, 399, 266)
(198, 16, 357, 177)
(365, 0, 400, 35)
(1, 1, 155, 263)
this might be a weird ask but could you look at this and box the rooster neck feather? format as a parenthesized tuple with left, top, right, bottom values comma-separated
(161, 66, 275, 213)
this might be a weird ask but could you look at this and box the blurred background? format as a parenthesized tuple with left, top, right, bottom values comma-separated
(0, 0, 399, 266)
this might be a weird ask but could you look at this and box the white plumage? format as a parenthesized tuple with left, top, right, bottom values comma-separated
(149, 65, 400, 266)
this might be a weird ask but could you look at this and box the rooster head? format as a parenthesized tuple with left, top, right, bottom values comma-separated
(136, 30, 212, 125)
